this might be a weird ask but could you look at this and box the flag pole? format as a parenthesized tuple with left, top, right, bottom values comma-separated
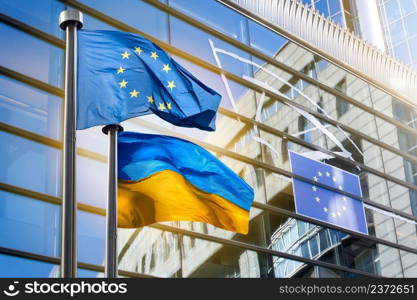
(59, 10, 83, 278)
(102, 124, 124, 278)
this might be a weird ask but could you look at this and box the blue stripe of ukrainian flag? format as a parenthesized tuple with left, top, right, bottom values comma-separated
(117, 132, 254, 234)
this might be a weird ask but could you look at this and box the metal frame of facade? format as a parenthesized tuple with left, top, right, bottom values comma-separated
(143, 0, 417, 138)
(2, 12, 417, 220)
(220, 0, 417, 107)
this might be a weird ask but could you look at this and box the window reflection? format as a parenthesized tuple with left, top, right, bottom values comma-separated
(248, 19, 288, 57)
(76, 156, 107, 209)
(0, 23, 63, 87)
(78, 211, 105, 266)
(335, 78, 349, 118)
(169, 0, 249, 43)
(170, 17, 252, 79)
(0, 131, 61, 197)
(404, 13, 417, 37)
(0, 254, 58, 277)
(384, 0, 402, 23)
(0, 191, 60, 257)
(0, 0, 64, 38)
(78, 0, 169, 41)
(81, 13, 118, 31)
(393, 42, 411, 65)
(78, 268, 99, 278)
(0, 75, 62, 140)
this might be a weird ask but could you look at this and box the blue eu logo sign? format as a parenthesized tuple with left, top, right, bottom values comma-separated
(289, 151, 368, 235)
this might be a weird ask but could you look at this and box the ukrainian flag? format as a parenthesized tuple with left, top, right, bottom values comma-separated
(117, 132, 254, 234)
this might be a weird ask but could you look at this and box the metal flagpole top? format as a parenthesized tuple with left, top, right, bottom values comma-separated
(102, 124, 124, 135)
(59, 10, 84, 30)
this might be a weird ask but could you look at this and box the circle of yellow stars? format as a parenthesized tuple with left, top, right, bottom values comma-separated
(311, 170, 347, 219)
(116, 47, 176, 112)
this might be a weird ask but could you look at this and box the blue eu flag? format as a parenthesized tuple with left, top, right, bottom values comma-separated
(77, 30, 221, 130)
(289, 151, 368, 234)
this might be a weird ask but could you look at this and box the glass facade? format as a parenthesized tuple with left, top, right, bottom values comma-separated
(1, 0, 417, 278)
(304, 0, 417, 71)
(299, 0, 361, 34)
(378, 0, 417, 69)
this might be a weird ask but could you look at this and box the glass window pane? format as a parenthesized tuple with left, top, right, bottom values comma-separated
(77, 268, 100, 278)
(384, 0, 402, 23)
(0, 254, 57, 277)
(399, 0, 417, 15)
(0, 0, 64, 38)
(393, 42, 411, 65)
(389, 20, 406, 45)
(170, 17, 252, 79)
(331, 12, 344, 27)
(301, 0, 313, 7)
(76, 156, 107, 209)
(403, 12, 417, 37)
(77, 127, 108, 157)
(169, 0, 249, 43)
(314, 0, 330, 16)
(248, 19, 288, 58)
(272, 41, 317, 81)
(0, 23, 64, 87)
(0, 75, 62, 140)
(81, 13, 118, 31)
(374, 245, 403, 277)
(0, 191, 60, 257)
(78, 0, 168, 41)
(400, 250, 417, 277)
(309, 236, 319, 257)
(328, 0, 341, 15)
(409, 36, 417, 61)
(172, 54, 255, 115)
(78, 210, 105, 266)
(0, 131, 61, 197)
(118, 227, 182, 277)
(120, 227, 272, 277)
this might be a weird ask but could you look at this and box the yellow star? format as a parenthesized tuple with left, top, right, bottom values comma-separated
(117, 66, 125, 74)
(337, 211, 341, 216)
(150, 51, 159, 60)
(158, 103, 166, 111)
(331, 212, 337, 218)
(119, 79, 128, 88)
(129, 89, 139, 98)
(167, 102, 172, 110)
(332, 177, 337, 182)
(167, 81, 176, 91)
(342, 197, 347, 201)
(342, 205, 347, 211)
(147, 96, 154, 103)
(313, 176, 318, 182)
(318, 171, 322, 176)
(312, 186, 317, 192)
(121, 51, 130, 59)
(326, 172, 331, 177)
(338, 185, 343, 191)
(162, 64, 171, 73)
(134, 47, 143, 55)
(315, 196, 320, 202)
(323, 207, 328, 213)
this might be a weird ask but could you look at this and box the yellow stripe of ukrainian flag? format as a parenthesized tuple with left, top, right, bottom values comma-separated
(118, 170, 250, 234)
